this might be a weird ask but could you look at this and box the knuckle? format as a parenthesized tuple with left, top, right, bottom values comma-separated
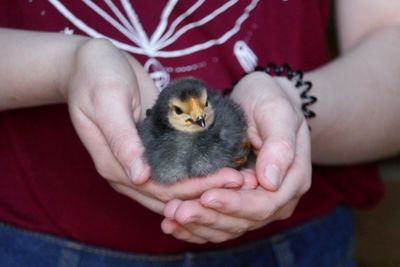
(132, 106, 142, 122)
(254, 204, 277, 221)
(93, 161, 116, 181)
(171, 227, 188, 240)
(252, 212, 265, 222)
(296, 168, 312, 198)
(208, 233, 232, 244)
(277, 200, 299, 221)
(108, 182, 121, 193)
(300, 176, 312, 196)
(86, 80, 132, 109)
(109, 134, 142, 167)
(257, 97, 291, 116)
(84, 38, 114, 50)
(78, 39, 116, 61)
(271, 139, 296, 163)
(150, 187, 174, 202)
(278, 208, 295, 221)
(231, 224, 248, 235)
(91, 152, 129, 183)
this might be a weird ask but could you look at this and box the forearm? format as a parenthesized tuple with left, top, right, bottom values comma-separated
(305, 26, 400, 164)
(0, 28, 88, 110)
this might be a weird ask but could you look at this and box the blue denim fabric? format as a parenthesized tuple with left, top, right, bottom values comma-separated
(0, 206, 355, 267)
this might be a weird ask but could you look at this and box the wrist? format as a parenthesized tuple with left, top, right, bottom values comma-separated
(56, 35, 90, 102)
(233, 63, 317, 127)
(0, 30, 90, 110)
(231, 71, 281, 112)
(262, 63, 317, 120)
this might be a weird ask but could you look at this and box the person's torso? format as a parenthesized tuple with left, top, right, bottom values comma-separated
(0, 0, 383, 253)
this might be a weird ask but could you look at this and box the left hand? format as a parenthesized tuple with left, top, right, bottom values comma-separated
(160, 72, 312, 243)
(110, 167, 247, 215)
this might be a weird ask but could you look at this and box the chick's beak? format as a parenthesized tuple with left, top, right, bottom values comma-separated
(196, 117, 206, 128)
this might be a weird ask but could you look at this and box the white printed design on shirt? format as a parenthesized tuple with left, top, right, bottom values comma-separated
(49, 0, 259, 57)
(234, 41, 258, 72)
(48, 0, 260, 89)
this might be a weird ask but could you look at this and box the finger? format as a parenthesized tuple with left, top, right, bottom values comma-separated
(163, 217, 240, 243)
(95, 84, 154, 184)
(254, 99, 303, 191)
(179, 223, 241, 243)
(69, 84, 151, 186)
(69, 109, 131, 183)
(165, 200, 261, 235)
(201, 188, 297, 222)
(272, 120, 312, 203)
(198, 200, 296, 237)
(264, 198, 299, 223)
(136, 167, 244, 202)
(163, 199, 183, 218)
(110, 182, 165, 215)
(161, 219, 207, 244)
(240, 168, 258, 190)
(96, 88, 150, 184)
(126, 56, 159, 120)
(201, 188, 273, 221)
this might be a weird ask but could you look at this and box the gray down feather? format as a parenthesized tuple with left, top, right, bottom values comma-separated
(137, 79, 248, 184)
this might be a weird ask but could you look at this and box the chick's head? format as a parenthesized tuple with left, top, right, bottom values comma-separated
(157, 78, 215, 133)
(168, 90, 214, 133)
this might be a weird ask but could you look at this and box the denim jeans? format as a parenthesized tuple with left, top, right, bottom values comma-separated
(0, 206, 355, 267)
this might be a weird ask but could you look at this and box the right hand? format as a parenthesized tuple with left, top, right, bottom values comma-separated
(65, 38, 156, 187)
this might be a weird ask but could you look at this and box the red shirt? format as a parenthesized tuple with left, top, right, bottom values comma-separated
(0, 0, 383, 253)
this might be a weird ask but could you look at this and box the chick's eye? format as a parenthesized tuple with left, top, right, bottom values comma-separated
(174, 106, 183, 115)
(205, 100, 209, 107)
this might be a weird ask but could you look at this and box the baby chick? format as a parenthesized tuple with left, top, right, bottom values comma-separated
(138, 77, 250, 184)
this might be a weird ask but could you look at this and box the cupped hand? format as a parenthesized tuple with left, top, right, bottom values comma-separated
(66, 38, 157, 186)
(231, 71, 310, 191)
(159, 71, 312, 243)
(110, 167, 248, 215)
(161, 122, 310, 243)
(64, 40, 247, 214)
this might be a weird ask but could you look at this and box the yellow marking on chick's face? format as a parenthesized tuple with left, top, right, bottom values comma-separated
(188, 96, 204, 120)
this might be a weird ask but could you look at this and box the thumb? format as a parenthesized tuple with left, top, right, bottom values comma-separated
(254, 105, 299, 191)
(94, 84, 151, 185)
(256, 137, 296, 191)
(102, 106, 150, 184)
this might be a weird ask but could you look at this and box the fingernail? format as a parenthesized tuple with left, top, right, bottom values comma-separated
(264, 164, 281, 189)
(164, 200, 182, 218)
(127, 159, 144, 183)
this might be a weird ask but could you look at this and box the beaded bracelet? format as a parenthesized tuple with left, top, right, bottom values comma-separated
(224, 63, 317, 120)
